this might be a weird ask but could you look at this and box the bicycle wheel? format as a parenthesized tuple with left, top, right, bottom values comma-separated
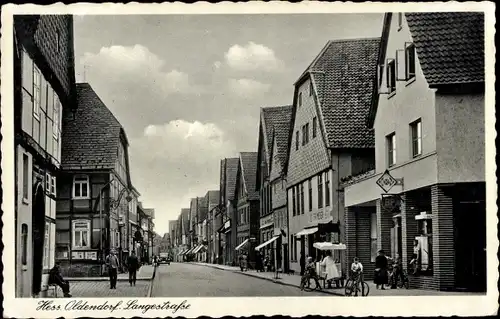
(361, 281, 370, 296)
(303, 278, 314, 292)
(344, 279, 354, 296)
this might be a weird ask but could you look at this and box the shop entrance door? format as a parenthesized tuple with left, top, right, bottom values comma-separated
(454, 201, 486, 292)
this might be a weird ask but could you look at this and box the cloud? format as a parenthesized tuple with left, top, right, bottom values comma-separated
(80, 44, 190, 95)
(228, 78, 271, 98)
(137, 119, 237, 164)
(213, 61, 222, 69)
(224, 41, 284, 72)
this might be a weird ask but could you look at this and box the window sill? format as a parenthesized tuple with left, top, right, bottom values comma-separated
(22, 198, 29, 205)
(412, 153, 422, 159)
(405, 77, 416, 87)
(387, 90, 397, 100)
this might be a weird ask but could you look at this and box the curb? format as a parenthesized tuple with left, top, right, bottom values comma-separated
(147, 266, 157, 297)
(192, 263, 344, 296)
(67, 277, 153, 282)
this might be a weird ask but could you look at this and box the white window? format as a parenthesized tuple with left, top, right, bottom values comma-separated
(33, 65, 41, 119)
(53, 94, 60, 139)
(411, 119, 422, 157)
(405, 43, 416, 80)
(387, 133, 396, 167)
(73, 175, 89, 199)
(386, 59, 396, 93)
(43, 222, 50, 269)
(51, 176, 56, 196)
(72, 220, 90, 249)
(45, 173, 56, 196)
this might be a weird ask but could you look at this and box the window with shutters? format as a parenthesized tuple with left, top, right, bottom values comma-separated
(386, 59, 396, 94)
(405, 43, 416, 80)
(387, 133, 397, 167)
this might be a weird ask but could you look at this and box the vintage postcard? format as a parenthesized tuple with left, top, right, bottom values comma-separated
(1, 1, 497, 318)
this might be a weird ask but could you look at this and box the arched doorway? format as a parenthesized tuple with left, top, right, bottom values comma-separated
(32, 182, 45, 296)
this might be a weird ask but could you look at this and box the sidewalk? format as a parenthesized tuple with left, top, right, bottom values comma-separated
(66, 265, 155, 281)
(192, 263, 482, 296)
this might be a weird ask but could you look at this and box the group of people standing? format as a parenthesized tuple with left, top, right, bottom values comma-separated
(105, 249, 142, 288)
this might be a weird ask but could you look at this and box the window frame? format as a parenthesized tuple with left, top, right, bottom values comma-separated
(312, 117, 317, 138)
(386, 59, 396, 94)
(295, 131, 299, 151)
(325, 172, 331, 207)
(308, 179, 313, 211)
(292, 188, 296, 216)
(33, 65, 42, 120)
(22, 154, 29, 201)
(410, 119, 422, 158)
(72, 175, 90, 199)
(305, 123, 309, 144)
(72, 219, 91, 249)
(387, 133, 397, 167)
(318, 173, 323, 209)
(405, 43, 416, 81)
(43, 221, 51, 269)
(309, 80, 313, 96)
(300, 183, 305, 215)
(397, 13, 403, 31)
(298, 92, 302, 107)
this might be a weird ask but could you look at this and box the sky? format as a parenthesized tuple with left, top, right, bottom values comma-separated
(73, 13, 384, 234)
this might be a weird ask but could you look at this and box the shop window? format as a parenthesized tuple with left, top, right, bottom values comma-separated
(21, 224, 28, 265)
(410, 119, 422, 157)
(73, 175, 90, 199)
(415, 212, 433, 275)
(318, 174, 323, 209)
(72, 220, 90, 249)
(386, 133, 396, 167)
(370, 213, 377, 262)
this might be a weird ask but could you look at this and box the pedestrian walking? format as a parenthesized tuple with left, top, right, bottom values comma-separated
(105, 249, 119, 289)
(127, 250, 140, 286)
(299, 251, 305, 276)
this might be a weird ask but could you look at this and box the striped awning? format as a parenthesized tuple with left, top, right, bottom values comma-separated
(192, 245, 204, 254)
(235, 238, 249, 251)
(255, 235, 279, 251)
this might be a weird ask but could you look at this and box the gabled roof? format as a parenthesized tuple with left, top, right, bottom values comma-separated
(405, 12, 484, 86)
(181, 208, 190, 233)
(261, 105, 293, 163)
(61, 83, 122, 170)
(307, 38, 380, 149)
(240, 152, 259, 200)
(221, 158, 240, 201)
(205, 190, 220, 209)
(197, 196, 208, 222)
(269, 108, 293, 168)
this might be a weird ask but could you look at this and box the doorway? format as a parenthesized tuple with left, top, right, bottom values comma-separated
(32, 182, 45, 296)
(454, 201, 486, 292)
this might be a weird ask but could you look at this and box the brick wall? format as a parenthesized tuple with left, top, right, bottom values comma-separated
(344, 206, 375, 280)
(401, 193, 419, 269)
(431, 184, 455, 291)
(376, 199, 392, 254)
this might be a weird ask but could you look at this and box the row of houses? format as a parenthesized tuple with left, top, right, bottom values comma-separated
(13, 15, 159, 298)
(169, 12, 486, 292)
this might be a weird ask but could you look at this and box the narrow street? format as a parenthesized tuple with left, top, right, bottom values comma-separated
(151, 263, 328, 297)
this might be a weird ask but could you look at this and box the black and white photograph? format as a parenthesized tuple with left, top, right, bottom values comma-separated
(0, 2, 497, 318)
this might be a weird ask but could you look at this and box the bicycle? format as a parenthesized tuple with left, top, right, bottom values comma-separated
(300, 270, 322, 292)
(388, 265, 410, 289)
(344, 272, 369, 296)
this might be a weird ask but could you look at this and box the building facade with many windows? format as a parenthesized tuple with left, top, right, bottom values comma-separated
(285, 38, 380, 275)
(343, 13, 486, 292)
(14, 15, 77, 297)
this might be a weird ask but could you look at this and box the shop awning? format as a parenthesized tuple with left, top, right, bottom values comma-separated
(235, 238, 249, 251)
(218, 220, 231, 233)
(259, 222, 273, 229)
(255, 235, 280, 251)
(185, 247, 194, 255)
(192, 245, 205, 254)
(296, 227, 318, 236)
(313, 242, 347, 251)
(178, 250, 187, 256)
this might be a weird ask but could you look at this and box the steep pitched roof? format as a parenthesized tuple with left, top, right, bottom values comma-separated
(269, 107, 293, 167)
(61, 83, 122, 170)
(181, 208, 190, 234)
(197, 196, 208, 221)
(261, 105, 293, 164)
(223, 158, 240, 201)
(205, 190, 220, 209)
(405, 12, 484, 86)
(240, 152, 259, 200)
(306, 38, 381, 149)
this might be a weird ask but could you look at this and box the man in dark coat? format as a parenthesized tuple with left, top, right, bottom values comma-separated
(127, 251, 140, 286)
(374, 250, 388, 290)
(48, 263, 72, 297)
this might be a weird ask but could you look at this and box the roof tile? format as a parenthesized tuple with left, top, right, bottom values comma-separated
(261, 105, 293, 166)
(405, 12, 484, 85)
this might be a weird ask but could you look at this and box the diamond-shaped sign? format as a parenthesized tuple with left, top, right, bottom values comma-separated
(376, 170, 397, 193)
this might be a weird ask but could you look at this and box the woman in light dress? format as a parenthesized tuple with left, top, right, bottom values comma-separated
(320, 250, 339, 288)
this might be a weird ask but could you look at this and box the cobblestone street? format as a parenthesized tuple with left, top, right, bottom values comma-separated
(68, 280, 150, 298)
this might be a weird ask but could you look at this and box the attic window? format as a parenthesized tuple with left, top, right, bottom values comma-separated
(398, 13, 403, 31)
(295, 131, 299, 151)
(309, 81, 313, 96)
(298, 92, 302, 107)
(405, 43, 416, 80)
(386, 59, 396, 94)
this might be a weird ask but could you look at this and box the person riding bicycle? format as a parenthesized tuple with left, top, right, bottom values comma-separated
(350, 257, 365, 296)
(301, 256, 321, 290)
